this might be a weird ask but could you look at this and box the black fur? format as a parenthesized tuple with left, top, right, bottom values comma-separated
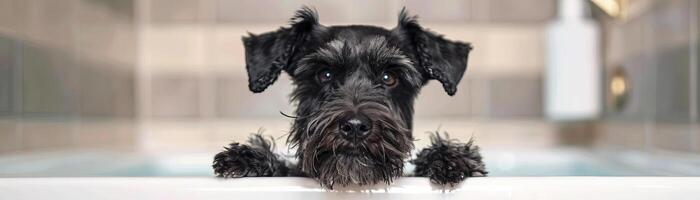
(213, 134, 289, 177)
(411, 132, 487, 186)
(214, 6, 486, 189)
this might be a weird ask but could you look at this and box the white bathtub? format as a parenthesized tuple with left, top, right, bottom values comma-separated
(1, 177, 699, 200)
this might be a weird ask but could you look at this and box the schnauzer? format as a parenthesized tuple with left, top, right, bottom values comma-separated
(213, 7, 487, 189)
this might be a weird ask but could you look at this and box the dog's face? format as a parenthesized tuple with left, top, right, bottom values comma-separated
(242, 7, 471, 188)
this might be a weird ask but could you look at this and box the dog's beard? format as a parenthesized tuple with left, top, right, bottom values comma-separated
(296, 100, 413, 188)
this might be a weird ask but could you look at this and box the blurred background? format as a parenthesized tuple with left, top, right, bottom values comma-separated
(1, 0, 699, 177)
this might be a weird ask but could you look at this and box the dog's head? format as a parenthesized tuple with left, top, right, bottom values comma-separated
(242, 7, 472, 188)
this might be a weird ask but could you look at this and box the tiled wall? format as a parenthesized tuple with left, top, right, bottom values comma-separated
(0, 0, 557, 153)
(597, 0, 700, 153)
(0, 0, 138, 153)
(138, 0, 554, 120)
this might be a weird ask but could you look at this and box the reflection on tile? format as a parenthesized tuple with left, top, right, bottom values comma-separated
(151, 74, 200, 118)
(609, 54, 655, 119)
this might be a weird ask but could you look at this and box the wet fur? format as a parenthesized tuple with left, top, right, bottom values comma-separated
(213, 6, 486, 189)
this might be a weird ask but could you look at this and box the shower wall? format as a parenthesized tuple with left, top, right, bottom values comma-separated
(0, 0, 558, 153)
(596, 0, 700, 153)
(0, 0, 138, 152)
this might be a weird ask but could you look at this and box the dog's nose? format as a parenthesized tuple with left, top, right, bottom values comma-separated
(339, 116, 372, 140)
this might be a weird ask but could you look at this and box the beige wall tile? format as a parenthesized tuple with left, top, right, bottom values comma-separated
(20, 44, 75, 114)
(0, 119, 20, 153)
(488, 77, 543, 117)
(76, 22, 137, 66)
(75, 120, 136, 148)
(403, 0, 470, 22)
(603, 21, 625, 67)
(149, 0, 203, 23)
(216, 74, 294, 118)
(143, 26, 207, 69)
(79, 62, 135, 117)
(412, 118, 558, 149)
(23, 0, 77, 50)
(652, 0, 690, 51)
(622, 17, 645, 59)
(0, 36, 14, 113)
(0, 0, 21, 36)
(150, 74, 201, 118)
(209, 27, 248, 69)
(469, 78, 491, 117)
(653, 123, 692, 152)
(595, 121, 648, 150)
(76, 0, 137, 66)
(138, 118, 558, 153)
(139, 120, 216, 151)
(414, 79, 472, 117)
(693, 124, 699, 153)
(216, 0, 391, 24)
(21, 120, 74, 150)
(473, 0, 555, 23)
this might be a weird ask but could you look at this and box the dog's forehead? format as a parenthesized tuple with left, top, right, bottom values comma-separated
(329, 25, 393, 39)
(293, 25, 419, 82)
(308, 26, 409, 67)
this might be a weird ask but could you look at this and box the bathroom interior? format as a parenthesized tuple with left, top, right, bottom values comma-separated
(0, 0, 699, 195)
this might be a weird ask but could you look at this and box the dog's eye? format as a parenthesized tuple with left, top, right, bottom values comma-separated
(381, 71, 397, 87)
(317, 69, 333, 83)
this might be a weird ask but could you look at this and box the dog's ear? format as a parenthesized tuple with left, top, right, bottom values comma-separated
(243, 6, 324, 93)
(393, 9, 472, 96)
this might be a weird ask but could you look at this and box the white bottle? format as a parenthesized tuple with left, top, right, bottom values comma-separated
(545, 0, 602, 121)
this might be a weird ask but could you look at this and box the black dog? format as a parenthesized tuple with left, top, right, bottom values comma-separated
(213, 7, 486, 189)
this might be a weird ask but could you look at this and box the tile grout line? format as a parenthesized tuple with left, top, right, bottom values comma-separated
(689, 0, 698, 152)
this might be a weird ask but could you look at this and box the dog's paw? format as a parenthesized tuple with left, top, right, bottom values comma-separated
(213, 134, 286, 177)
(411, 132, 487, 186)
